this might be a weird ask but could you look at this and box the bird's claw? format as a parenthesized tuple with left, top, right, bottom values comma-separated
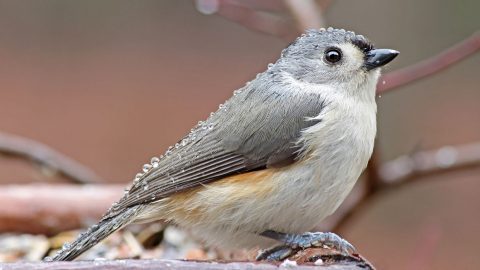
(257, 231, 356, 261)
(292, 232, 356, 255)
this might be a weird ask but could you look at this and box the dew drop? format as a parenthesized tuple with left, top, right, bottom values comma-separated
(233, 89, 243, 96)
(143, 185, 149, 191)
(151, 156, 160, 165)
(133, 173, 143, 184)
(143, 164, 152, 172)
(218, 104, 228, 111)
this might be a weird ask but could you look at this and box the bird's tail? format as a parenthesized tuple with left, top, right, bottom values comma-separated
(46, 205, 143, 261)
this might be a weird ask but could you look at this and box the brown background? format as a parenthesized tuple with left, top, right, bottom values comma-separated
(0, 1, 479, 269)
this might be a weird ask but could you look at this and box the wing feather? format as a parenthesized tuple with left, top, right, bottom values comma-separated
(106, 76, 327, 218)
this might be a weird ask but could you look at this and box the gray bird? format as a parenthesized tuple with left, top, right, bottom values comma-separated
(48, 27, 398, 261)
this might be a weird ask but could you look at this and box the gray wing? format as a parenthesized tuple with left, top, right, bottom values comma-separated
(107, 78, 326, 217)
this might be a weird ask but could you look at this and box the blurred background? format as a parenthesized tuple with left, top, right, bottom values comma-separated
(0, 0, 479, 269)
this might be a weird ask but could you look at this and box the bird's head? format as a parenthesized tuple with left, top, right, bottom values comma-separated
(275, 27, 398, 97)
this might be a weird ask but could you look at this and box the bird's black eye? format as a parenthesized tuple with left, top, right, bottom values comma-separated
(324, 48, 342, 64)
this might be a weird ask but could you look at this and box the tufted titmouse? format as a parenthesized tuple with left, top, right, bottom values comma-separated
(48, 28, 398, 261)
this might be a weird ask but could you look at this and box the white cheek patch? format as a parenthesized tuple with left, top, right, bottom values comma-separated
(337, 43, 365, 70)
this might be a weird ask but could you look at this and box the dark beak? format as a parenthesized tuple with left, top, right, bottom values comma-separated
(364, 49, 399, 70)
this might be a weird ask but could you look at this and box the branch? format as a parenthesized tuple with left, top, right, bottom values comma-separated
(194, 0, 330, 41)
(378, 31, 480, 93)
(5, 252, 374, 269)
(0, 184, 123, 235)
(0, 132, 104, 184)
(283, 0, 327, 30)
(378, 141, 480, 185)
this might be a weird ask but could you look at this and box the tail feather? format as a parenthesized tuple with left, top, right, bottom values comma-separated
(46, 205, 143, 261)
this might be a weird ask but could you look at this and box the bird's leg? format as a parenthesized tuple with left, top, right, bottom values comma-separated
(256, 230, 356, 261)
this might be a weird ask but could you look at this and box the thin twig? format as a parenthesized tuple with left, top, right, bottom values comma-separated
(216, 1, 296, 41)
(0, 132, 104, 184)
(378, 31, 480, 93)
(195, 0, 331, 41)
(283, 0, 325, 30)
(378, 142, 480, 185)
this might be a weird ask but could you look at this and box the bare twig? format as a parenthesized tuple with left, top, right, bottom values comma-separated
(195, 0, 330, 41)
(215, 1, 297, 41)
(378, 31, 480, 93)
(0, 184, 123, 235)
(283, 0, 326, 30)
(378, 142, 480, 185)
(0, 132, 104, 184)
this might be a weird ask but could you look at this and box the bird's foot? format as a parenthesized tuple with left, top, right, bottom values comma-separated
(256, 245, 294, 261)
(256, 230, 356, 261)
